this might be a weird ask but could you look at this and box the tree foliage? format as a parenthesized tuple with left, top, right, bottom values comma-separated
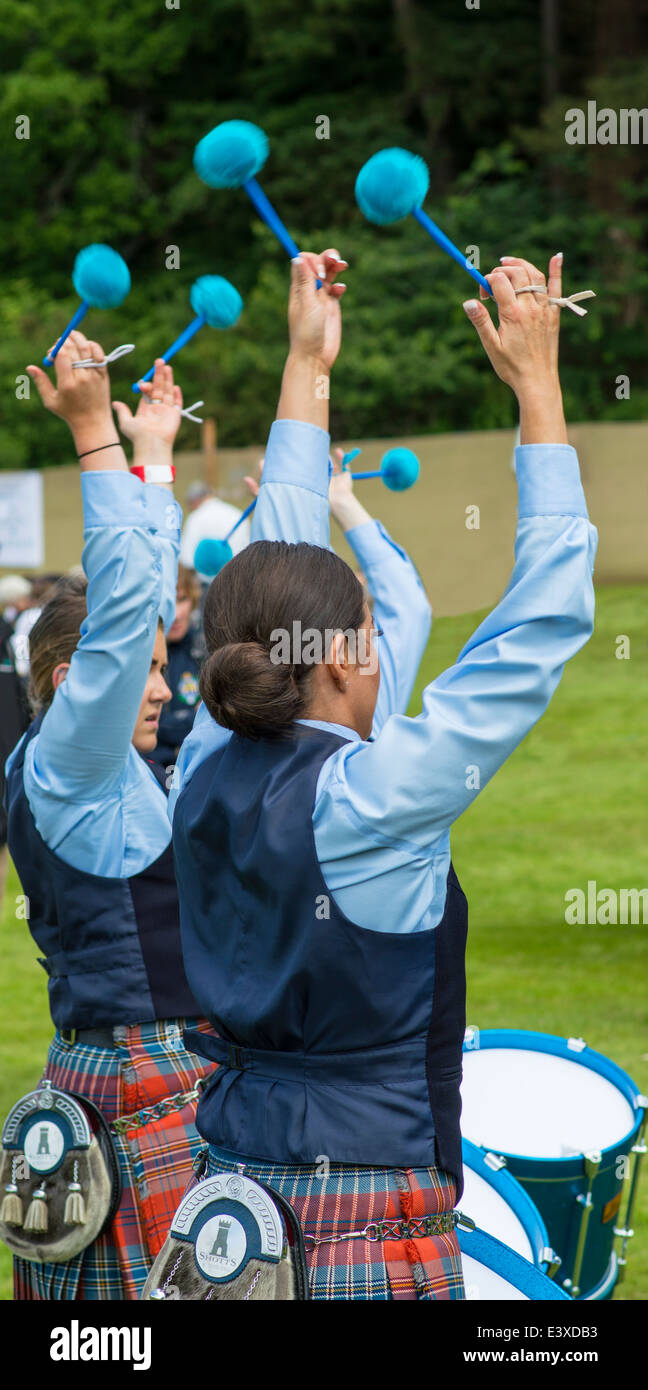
(1, 0, 647, 465)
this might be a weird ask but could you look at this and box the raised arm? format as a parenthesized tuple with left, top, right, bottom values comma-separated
(252, 250, 347, 549)
(168, 252, 348, 815)
(24, 341, 182, 806)
(329, 456, 432, 734)
(319, 254, 597, 848)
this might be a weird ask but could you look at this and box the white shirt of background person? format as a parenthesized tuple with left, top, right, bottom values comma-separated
(180, 485, 251, 578)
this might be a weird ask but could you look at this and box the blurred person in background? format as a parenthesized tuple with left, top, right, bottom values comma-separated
(180, 478, 252, 580)
(0, 574, 33, 624)
(149, 563, 205, 775)
(9, 573, 64, 679)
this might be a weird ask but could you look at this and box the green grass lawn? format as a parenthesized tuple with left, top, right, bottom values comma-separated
(1, 583, 646, 1300)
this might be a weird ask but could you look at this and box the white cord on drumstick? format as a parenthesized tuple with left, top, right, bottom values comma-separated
(72, 344, 136, 367)
(515, 286, 596, 317)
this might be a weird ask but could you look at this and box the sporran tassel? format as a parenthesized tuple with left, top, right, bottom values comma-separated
(24, 1183, 48, 1233)
(64, 1161, 86, 1226)
(1, 1158, 23, 1227)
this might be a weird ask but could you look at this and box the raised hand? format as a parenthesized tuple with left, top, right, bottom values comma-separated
(329, 447, 371, 533)
(243, 456, 264, 499)
(288, 249, 348, 372)
(113, 359, 183, 452)
(463, 253, 568, 444)
(26, 332, 127, 468)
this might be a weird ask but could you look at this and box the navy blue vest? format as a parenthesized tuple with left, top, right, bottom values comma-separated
(7, 720, 200, 1029)
(174, 725, 468, 1189)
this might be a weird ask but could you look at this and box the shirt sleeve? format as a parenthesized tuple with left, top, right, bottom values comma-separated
(26, 472, 181, 807)
(346, 519, 432, 735)
(317, 444, 597, 851)
(169, 419, 331, 820)
(251, 419, 331, 546)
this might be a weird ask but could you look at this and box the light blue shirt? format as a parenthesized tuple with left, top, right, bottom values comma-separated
(6, 471, 181, 877)
(169, 416, 433, 789)
(5, 420, 423, 883)
(173, 434, 597, 933)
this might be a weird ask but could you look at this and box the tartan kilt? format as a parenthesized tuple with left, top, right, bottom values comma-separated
(13, 1018, 215, 1301)
(205, 1147, 465, 1301)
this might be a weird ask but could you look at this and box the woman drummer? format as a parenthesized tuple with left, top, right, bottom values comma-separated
(170, 252, 597, 1300)
(4, 337, 214, 1300)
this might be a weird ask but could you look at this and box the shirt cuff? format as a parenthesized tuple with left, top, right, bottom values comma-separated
(515, 445, 588, 520)
(262, 419, 331, 499)
(81, 470, 182, 542)
(346, 519, 408, 567)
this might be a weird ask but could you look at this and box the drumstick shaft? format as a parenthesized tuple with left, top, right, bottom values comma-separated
(43, 302, 89, 366)
(132, 315, 206, 391)
(243, 178, 322, 288)
(225, 498, 257, 541)
(412, 207, 493, 297)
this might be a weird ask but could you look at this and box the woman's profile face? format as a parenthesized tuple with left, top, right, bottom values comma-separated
(347, 609, 381, 740)
(132, 626, 173, 753)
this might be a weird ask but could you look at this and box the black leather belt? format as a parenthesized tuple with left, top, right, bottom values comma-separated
(59, 1027, 118, 1048)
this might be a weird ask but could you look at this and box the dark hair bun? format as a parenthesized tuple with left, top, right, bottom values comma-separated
(199, 640, 302, 739)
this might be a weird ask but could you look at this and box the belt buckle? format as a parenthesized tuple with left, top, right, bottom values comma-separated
(228, 1044, 244, 1069)
(59, 1027, 77, 1045)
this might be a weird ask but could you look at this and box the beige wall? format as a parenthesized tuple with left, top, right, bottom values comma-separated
(2, 421, 646, 617)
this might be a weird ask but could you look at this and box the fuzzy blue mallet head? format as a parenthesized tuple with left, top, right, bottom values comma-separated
(72, 244, 131, 308)
(381, 447, 420, 491)
(355, 148, 429, 226)
(194, 120, 269, 189)
(190, 276, 243, 329)
(194, 537, 233, 577)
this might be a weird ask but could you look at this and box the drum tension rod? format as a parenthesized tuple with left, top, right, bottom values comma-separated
(614, 1101, 648, 1282)
(542, 1247, 562, 1280)
(565, 1149, 601, 1299)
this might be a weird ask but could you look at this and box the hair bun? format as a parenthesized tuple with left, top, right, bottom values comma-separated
(199, 640, 302, 740)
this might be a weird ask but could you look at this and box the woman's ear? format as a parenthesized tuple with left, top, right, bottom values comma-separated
(327, 631, 349, 693)
(51, 662, 71, 692)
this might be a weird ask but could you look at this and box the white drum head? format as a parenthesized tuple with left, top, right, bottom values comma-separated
(461, 1252, 527, 1300)
(461, 1166, 534, 1260)
(462, 1047, 635, 1158)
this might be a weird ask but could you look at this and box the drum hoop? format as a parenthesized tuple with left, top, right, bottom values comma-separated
(580, 1251, 618, 1302)
(458, 1226, 570, 1300)
(462, 1028, 645, 1165)
(462, 1138, 550, 1263)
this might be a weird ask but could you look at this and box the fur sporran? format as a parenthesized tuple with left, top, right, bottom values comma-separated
(142, 1165, 309, 1300)
(0, 1078, 120, 1263)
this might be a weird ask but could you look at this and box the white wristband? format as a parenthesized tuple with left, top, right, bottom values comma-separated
(130, 463, 176, 484)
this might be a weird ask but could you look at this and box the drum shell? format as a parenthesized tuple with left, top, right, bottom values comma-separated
(501, 1132, 641, 1298)
(461, 1029, 645, 1300)
(461, 1138, 552, 1270)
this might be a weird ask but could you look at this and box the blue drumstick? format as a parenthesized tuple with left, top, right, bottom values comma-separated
(132, 276, 243, 393)
(43, 245, 131, 367)
(195, 449, 420, 578)
(194, 121, 322, 286)
(243, 178, 301, 260)
(193, 500, 256, 577)
(356, 148, 493, 298)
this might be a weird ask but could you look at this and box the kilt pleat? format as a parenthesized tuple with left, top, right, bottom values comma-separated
(205, 1147, 465, 1301)
(13, 1018, 214, 1301)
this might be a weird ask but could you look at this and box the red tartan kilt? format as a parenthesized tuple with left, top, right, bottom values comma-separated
(203, 1147, 465, 1300)
(13, 1019, 215, 1301)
